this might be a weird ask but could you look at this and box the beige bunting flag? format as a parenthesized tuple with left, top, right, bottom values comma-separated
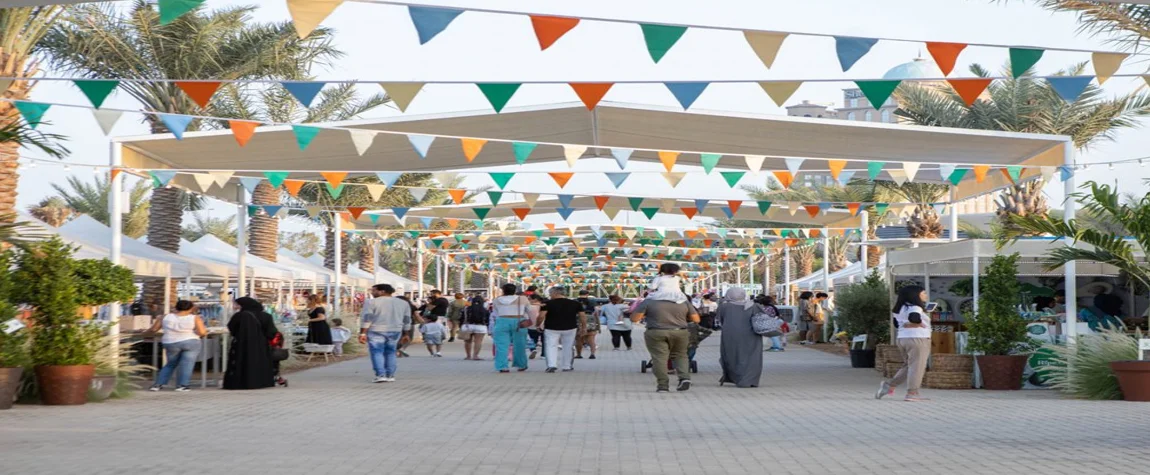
(743, 31, 788, 69)
(379, 82, 425, 112)
(1091, 52, 1128, 84)
(287, 0, 345, 39)
(758, 81, 802, 107)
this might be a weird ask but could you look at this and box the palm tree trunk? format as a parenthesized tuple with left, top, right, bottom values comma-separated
(0, 74, 31, 223)
(358, 238, 374, 273)
(248, 183, 279, 300)
(323, 228, 349, 273)
(906, 205, 943, 238)
(141, 186, 182, 310)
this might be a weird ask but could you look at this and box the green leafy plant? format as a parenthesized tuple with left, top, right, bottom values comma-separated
(1042, 328, 1140, 400)
(73, 259, 137, 306)
(966, 253, 1037, 356)
(11, 237, 104, 366)
(832, 269, 891, 349)
(0, 249, 30, 368)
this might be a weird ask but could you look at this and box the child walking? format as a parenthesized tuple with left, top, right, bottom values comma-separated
(420, 315, 448, 357)
(646, 263, 688, 304)
(330, 318, 351, 357)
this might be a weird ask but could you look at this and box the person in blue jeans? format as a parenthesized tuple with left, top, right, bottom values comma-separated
(148, 300, 208, 392)
(359, 284, 412, 383)
(490, 283, 531, 373)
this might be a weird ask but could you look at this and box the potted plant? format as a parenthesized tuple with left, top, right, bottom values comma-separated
(966, 253, 1037, 390)
(1, 249, 30, 410)
(12, 238, 104, 405)
(834, 269, 891, 368)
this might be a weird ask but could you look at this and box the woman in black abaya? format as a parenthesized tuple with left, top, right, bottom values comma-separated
(224, 297, 278, 390)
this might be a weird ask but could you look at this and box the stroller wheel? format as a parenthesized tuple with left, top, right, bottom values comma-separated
(640, 360, 648, 373)
(690, 361, 698, 373)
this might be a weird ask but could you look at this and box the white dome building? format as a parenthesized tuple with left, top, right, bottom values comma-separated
(835, 57, 943, 124)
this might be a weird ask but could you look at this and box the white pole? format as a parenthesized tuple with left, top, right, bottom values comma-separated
(972, 240, 980, 316)
(784, 245, 791, 306)
(436, 253, 443, 291)
(236, 186, 248, 298)
(749, 252, 755, 289)
(184, 275, 192, 299)
(373, 239, 381, 283)
(923, 263, 930, 300)
(334, 213, 342, 317)
(860, 210, 869, 275)
(163, 270, 171, 314)
(1063, 142, 1078, 344)
(822, 228, 830, 295)
(107, 142, 123, 357)
(949, 186, 960, 242)
(458, 265, 465, 293)
(763, 252, 770, 296)
(416, 239, 425, 300)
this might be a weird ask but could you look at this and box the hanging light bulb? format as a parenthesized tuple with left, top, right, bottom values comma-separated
(1108, 163, 1115, 170)
(1140, 159, 1145, 167)
(63, 164, 71, 171)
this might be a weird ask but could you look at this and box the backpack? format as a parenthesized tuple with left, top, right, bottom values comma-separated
(751, 305, 783, 336)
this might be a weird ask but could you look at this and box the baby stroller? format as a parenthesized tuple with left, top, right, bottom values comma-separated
(640, 323, 711, 374)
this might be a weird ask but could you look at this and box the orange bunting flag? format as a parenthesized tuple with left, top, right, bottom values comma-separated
(803, 205, 821, 217)
(320, 172, 347, 188)
(545, 223, 556, 231)
(785, 239, 799, 247)
(176, 81, 222, 108)
(617, 239, 628, 247)
(594, 196, 610, 211)
(680, 207, 698, 219)
(846, 202, 861, 216)
(948, 78, 992, 106)
(228, 120, 259, 147)
(346, 207, 367, 219)
(925, 42, 967, 76)
(809, 229, 821, 238)
(569, 83, 613, 110)
(460, 138, 487, 162)
(549, 172, 574, 188)
(727, 200, 742, 214)
(972, 165, 990, 183)
(530, 16, 580, 50)
(684, 230, 699, 239)
(524, 236, 536, 245)
(826, 160, 847, 180)
(446, 218, 459, 228)
(658, 151, 680, 172)
(1000, 168, 1016, 183)
(448, 189, 466, 204)
(773, 170, 794, 189)
(282, 179, 305, 197)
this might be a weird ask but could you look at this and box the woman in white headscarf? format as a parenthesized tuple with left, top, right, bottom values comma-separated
(718, 288, 764, 387)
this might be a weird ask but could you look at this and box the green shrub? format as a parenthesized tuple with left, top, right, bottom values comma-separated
(1043, 328, 1139, 400)
(833, 269, 890, 349)
(967, 253, 1036, 355)
(11, 237, 104, 366)
(0, 250, 30, 368)
(73, 259, 137, 306)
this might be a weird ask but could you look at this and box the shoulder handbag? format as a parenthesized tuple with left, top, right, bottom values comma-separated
(518, 298, 534, 328)
(751, 306, 783, 336)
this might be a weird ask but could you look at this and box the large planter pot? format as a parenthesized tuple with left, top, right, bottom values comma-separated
(1110, 360, 1150, 402)
(977, 355, 1028, 390)
(88, 375, 116, 402)
(0, 367, 23, 410)
(849, 349, 876, 368)
(34, 365, 95, 406)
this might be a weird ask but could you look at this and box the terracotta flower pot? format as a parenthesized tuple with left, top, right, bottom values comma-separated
(0, 367, 23, 410)
(976, 355, 1028, 390)
(34, 365, 95, 406)
(1110, 360, 1150, 402)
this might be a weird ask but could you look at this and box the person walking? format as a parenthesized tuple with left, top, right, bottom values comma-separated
(359, 284, 412, 383)
(147, 300, 207, 392)
(490, 284, 531, 373)
(797, 292, 818, 345)
(460, 296, 490, 360)
(396, 295, 421, 358)
(756, 295, 786, 351)
(575, 291, 600, 360)
(631, 293, 701, 392)
(537, 287, 585, 373)
(223, 297, 278, 390)
(717, 288, 764, 388)
(447, 293, 468, 342)
(603, 295, 633, 350)
(878, 285, 933, 402)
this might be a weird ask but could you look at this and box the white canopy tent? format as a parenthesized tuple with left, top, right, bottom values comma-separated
(181, 235, 308, 282)
(59, 215, 230, 279)
(18, 212, 174, 278)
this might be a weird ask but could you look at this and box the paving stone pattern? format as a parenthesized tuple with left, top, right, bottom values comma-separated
(2, 330, 1148, 475)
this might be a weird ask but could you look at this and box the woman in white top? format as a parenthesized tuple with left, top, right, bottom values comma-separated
(877, 285, 932, 402)
(490, 284, 532, 373)
(603, 295, 634, 350)
(147, 300, 208, 392)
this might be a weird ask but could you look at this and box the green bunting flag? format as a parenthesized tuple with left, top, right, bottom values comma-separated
(158, 0, 205, 24)
(489, 172, 514, 189)
(512, 142, 537, 164)
(292, 125, 322, 150)
(628, 197, 644, 211)
(757, 201, 773, 215)
(473, 208, 491, 220)
(1009, 48, 1044, 78)
(487, 191, 503, 206)
(263, 171, 290, 188)
(14, 102, 50, 128)
(947, 169, 967, 186)
(638, 208, 658, 219)
(1005, 165, 1022, 182)
(867, 161, 885, 180)
(855, 81, 901, 110)
(74, 80, 119, 109)
(325, 183, 345, 199)
(699, 153, 721, 174)
(640, 24, 687, 63)
(875, 203, 890, 216)
(719, 171, 745, 188)
(476, 83, 522, 113)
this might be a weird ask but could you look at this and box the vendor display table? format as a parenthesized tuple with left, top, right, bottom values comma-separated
(126, 329, 229, 388)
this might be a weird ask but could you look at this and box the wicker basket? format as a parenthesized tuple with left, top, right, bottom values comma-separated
(930, 354, 974, 373)
(877, 344, 903, 364)
(883, 361, 903, 378)
(924, 371, 973, 389)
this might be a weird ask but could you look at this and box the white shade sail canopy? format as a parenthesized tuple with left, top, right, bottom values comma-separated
(181, 235, 313, 281)
(18, 213, 174, 278)
(887, 239, 1135, 277)
(58, 215, 231, 279)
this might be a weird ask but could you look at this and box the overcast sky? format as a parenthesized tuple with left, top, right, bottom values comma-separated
(16, 0, 1150, 233)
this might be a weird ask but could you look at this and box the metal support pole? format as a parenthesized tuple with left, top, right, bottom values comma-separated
(949, 186, 960, 242)
(1063, 142, 1078, 343)
(334, 212, 342, 317)
(163, 270, 171, 314)
(107, 142, 123, 359)
(435, 253, 443, 292)
(416, 240, 425, 301)
(784, 246, 791, 306)
(823, 228, 831, 296)
(236, 186, 248, 298)
(184, 275, 192, 299)
(373, 240, 381, 283)
(458, 265, 465, 293)
(763, 252, 770, 296)
(860, 211, 869, 276)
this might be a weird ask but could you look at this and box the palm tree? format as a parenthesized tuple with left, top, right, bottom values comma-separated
(181, 212, 237, 245)
(742, 180, 882, 266)
(874, 182, 951, 238)
(0, 6, 66, 222)
(279, 231, 320, 257)
(27, 196, 74, 227)
(792, 244, 815, 277)
(999, 181, 1150, 292)
(825, 234, 851, 272)
(1027, 2, 1149, 51)
(40, 1, 341, 306)
(50, 174, 150, 238)
(896, 62, 1150, 234)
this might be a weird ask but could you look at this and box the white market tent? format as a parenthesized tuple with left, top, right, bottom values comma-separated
(181, 235, 305, 282)
(18, 212, 174, 278)
(785, 258, 885, 292)
(59, 215, 230, 279)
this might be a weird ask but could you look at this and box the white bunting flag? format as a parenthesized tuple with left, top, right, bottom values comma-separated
(209, 171, 234, 188)
(744, 155, 766, 174)
(365, 184, 385, 201)
(349, 129, 378, 156)
(902, 162, 920, 183)
(191, 173, 215, 192)
(91, 109, 123, 135)
(408, 187, 428, 202)
(563, 145, 587, 168)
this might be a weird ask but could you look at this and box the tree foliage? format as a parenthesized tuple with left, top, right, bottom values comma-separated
(72, 258, 137, 306)
(181, 212, 237, 245)
(832, 269, 891, 349)
(49, 174, 150, 238)
(966, 253, 1035, 356)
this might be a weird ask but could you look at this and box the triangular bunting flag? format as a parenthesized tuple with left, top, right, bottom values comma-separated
(664, 82, 709, 110)
(756, 201, 772, 215)
(489, 172, 514, 189)
(556, 208, 575, 220)
(826, 160, 847, 180)
(228, 120, 259, 147)
(408, 5, 464, 44)
(365, 184, 385, 201)
(175, 81, 221, 108)
(835, 36, 879, 71)
(772, 170, 793, 189)
(888, 170, 908, 186)
(628, 197, 644, 211)
(727, 200, 742, 214)
(1058, 166, 1074, 182)
(846, 203, 861, 216)
(605, 172, 629, 189)
(448, 189, 466, 204)
(948, 78, 992, 106)
(346, 206, 366, 220)
(948, 168, 968, 186)
(320, 171, 347, 189)
(286, 0, 343, 39)
(472, 208, 491, 220)
(1047, 76, 1093, 102)
(719, 207, 735, 219)
(694, 199, 709, 212)
(972, 165, 990, 183)
(349, 129, 378, 156)
(476, 83, 521, 113)
(1040, 166, 1056, 183)
(1004, 166, 1022, 183)
(392, 208, 410, 220)
(867, 161, 885, 180)
(569, 83, 613, 110)
(662, 172, 686, 188)
(743, 31, 788, 69)
(939, 164, 956, 181)
(549, 172, 575, 188)
(511, 142, 537, 165)
(157, 113, 192, 139)
(593, 196, 610, 211)
(486, 191, 503, 206)
(512, 208, 531, 220)
(523, 193, 540, 207)
(611, 148, 633, 169)
(557, 194, 574, 208)
(640, 208, 659, 219)
(1092, 52, 1127, 84)
(658, 151, 679, 172)
(158, 0, 205, 24)
(74, 80, 119, 108)
(91, 109, 122, 135)
(640, 24, 687, 63)
(700, 154, 721, 174)
(719, 171, 745, 188)
(283, 180, 305, 197)
(855, 80, 901, 110)
(376, 173, 402, 188)
(189, 173, 213, 192)
(680, 207, 698, 219)
(745, 155, 765, 174)
(282, 81, 326, 107)
(378, 83, 424, 112)
(291, 125, 321, 150)
(263, 172, 289, 188)
(803, 205, 821, 218)
(926, 42, 967, 76)
(461, 138, 487, 162)
(838, 170, 856, 187)
(758, 81, 802, 107)
(530, 15, 579, 50)
(408, 134, 435, 158)
(325, 184, 345, 199)
(1010, 48, 1044, 78)
(149, 170, 178, 188)
(784, 158, 805, 176)
(903, 162, 920, 183)
(563, 145, 586, 167)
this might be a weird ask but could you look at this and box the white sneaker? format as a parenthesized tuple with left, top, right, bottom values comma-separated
(385, 377, 396, 382)
(373, 376, 388, 383)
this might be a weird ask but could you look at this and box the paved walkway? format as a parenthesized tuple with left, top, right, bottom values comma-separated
(2, 331, 1148, 475)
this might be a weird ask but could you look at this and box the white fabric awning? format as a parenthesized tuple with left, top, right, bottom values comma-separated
(57, 215, 231, 279)
(887, 239, 1132, 276)
(18, 213, 174, 278)
(181, 235, 312, 281)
